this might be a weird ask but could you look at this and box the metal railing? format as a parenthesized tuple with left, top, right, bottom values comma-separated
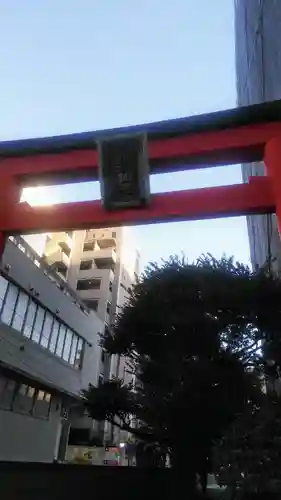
(8, 236, 90, 316)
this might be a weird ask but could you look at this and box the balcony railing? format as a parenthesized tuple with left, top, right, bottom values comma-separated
(83, 239, 99, 252)
(45, 248, 69, 269)
(78, 268, 114, 287)
(45, 232, 72, 256)
(97, 236, 116, 250)
(8, 236, 90, 316)
(94, 248, 116, 270)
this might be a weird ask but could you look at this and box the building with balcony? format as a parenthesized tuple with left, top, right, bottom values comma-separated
(0, 236, 103, 462)
(235, 0, 281, 272)
(43, 226, 140, 445)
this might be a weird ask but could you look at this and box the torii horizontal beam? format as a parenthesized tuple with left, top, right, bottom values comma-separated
(0, 99, 280, 249)
(0, 177, 273, 234)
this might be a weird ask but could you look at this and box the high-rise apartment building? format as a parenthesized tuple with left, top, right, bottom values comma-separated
(43, 226, 140, 444)
(235, 0, 281, 272)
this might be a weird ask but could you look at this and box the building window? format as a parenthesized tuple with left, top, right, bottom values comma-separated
(13, 383, 34, 414)
(106, 302, 111, 315)
(31, 306, 45, 344)
(56, 325, 66, 357)
(55, 263, 68, 278)
(12, 290, 29, 331)
(76, 279, 101, 291)
(62, 247, 71, 258)
(0, 377, 52, 419)
(0, 275, 8, 311)
(112, 232, 116, 238)
(83, 241, 95, 252)
(49, 319, 60, 353)
(83, 299, 99, 311)
(74, 338, 84, 369)
(33, 390, 52, 419)
(40, 312, 53, 348)
(27, 386, 35, 398)
(58, 239, 71, 258)
(0, 379, 16, 410)
(69, 335, 78, 366)
(1, 283, 19, 326)
(95, 258, 115, 271)
(62, 328, 73, 362)
(23, 300, 37, 339)
(0, 273, 85, 370)
(79, 260, 93, 271)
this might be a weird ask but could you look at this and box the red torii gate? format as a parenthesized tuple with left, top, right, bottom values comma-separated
(0, 99, 281, 259)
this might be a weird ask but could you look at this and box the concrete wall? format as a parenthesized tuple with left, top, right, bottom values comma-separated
(43, 227, 139, 445)
(0, 239, 107, 462)
(68, 228, 121, 323)
(0, 390, 61, 462)
(235, 0, 281, 270)
(0, 241, 104, 395)
(66, 227, 138, 382)
(22, 234, 47, 257)
(0, 322, 90, 396)
(2, 240, 102, 346)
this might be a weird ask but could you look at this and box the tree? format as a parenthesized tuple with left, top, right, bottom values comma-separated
(213, 391, 281, 497)
(213, 367, 281, 498)
(84, 255, 281, 495)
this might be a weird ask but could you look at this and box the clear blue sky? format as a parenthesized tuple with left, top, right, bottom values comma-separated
(0, 0, 250, 270)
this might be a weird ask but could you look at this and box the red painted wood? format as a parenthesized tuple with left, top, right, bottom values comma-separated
(0, 149, 97, 177)
(0, 177, 273, 234)
(264, 138, 281, 235)
(0, 114, 279, 235)
(0, 122, 281, 181)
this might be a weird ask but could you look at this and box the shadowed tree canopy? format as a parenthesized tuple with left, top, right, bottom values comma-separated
(83, 254, 281, 491)
(213, 390, 281, 497)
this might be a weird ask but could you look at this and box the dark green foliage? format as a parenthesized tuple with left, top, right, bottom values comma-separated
(213, 392, 281, 496)
(83, 254, 281, 493)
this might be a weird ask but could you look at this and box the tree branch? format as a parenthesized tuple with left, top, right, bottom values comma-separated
(243, 344, 263, 363)
(106, 416, 158, 443)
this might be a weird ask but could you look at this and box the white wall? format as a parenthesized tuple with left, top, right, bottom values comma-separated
(0, 399, 61, 462)
(22, 234, 48, 257)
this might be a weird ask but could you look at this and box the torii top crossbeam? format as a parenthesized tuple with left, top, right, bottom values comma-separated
(0, 99, 281, 250)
